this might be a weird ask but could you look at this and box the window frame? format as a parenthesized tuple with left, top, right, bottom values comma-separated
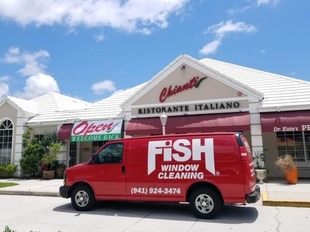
(0, 119, 13, 165)
(276, 131, 310, 167)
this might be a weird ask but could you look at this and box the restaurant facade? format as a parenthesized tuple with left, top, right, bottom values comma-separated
(1, 54, 310, 178)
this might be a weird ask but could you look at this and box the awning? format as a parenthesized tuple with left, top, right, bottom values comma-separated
(71, 119, 123, 142)
(126, 112, 250, 135)
(58, 124, 73, 140)
(260, 111, 310, 132)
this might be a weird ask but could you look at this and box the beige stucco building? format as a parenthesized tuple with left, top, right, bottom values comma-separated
(1, 54, 309, 178)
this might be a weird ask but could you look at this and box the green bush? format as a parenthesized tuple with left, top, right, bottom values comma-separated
(19, 128, 45, 176)
(41, 142, 62, 171)
(0, 164, 18, 177)
(19, 128, 59, 177)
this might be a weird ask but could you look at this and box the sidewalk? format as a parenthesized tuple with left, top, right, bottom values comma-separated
(260, 179, 310, 207)
(0, 178, 310, 208)
(0, 178, 61, 197)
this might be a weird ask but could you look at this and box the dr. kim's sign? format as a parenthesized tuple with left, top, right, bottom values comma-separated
(70, 119, 123, 142)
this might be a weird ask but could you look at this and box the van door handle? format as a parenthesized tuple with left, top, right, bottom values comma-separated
(122, 165, 125, 174)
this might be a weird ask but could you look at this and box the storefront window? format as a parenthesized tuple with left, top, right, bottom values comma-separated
(0, 120, 13, 165)
(34, 132, 57, 147)
(277, 132, 309, 166)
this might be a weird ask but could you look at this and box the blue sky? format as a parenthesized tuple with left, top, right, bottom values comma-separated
(0, 0, 309, 102)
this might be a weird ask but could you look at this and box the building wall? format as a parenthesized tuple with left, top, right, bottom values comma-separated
(0, 103, 29, 177)
(0, 102, 17, 120)
(263, 132, 284, 178)
(132, 66, 249, 107)
(15, 114, 29, 177)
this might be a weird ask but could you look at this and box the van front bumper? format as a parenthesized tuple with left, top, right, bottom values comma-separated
(246, 185, 261, 203)
(59, 186, 70, 198)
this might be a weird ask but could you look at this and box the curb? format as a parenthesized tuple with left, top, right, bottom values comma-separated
(0, 190, 60, 197)
(262, 191, 310, 208)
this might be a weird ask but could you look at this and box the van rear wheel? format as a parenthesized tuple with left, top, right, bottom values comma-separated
(71, 185, 95, 211)
(189, 188, 222, 219)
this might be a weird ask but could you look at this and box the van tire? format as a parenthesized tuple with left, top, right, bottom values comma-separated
(71, 185, 95, 211)
(189, 188, 222, 219)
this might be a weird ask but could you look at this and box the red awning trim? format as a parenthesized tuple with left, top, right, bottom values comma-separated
(58, 124, 73, 140)
(260, 111, 310, 132)
(125, 112, 250, 135)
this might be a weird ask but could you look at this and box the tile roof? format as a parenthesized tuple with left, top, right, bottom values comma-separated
(5, 96, 39, 115)
(27, 83, 146, 124)
(30, 92, 91, 114)
(199, 58, 310, 109)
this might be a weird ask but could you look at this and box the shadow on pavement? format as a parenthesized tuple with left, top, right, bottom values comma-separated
(54, 201, 258, 224)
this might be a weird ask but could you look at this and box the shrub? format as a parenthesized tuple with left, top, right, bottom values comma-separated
(19, 128, 45, 176)
(19, 128, 59, 177)
(41, 142, 62, 171)
(253, 150, 267, 169)
(275, 154, 296, 173)
(0, 164, 18, 177)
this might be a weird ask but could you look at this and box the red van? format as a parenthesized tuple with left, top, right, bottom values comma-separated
(59, 132, 260, 219)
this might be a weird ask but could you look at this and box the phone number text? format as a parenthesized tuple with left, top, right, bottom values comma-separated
(131, 187, 181, 195)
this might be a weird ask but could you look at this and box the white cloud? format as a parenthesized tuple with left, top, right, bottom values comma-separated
(0, 0, 189, 34)
(199, 40, 221, 55)
(0, 75, 10, 82)
(257, 0, 280, 6)
(2, 47, 50, 76)
(226, 6, 251, 15)
(1, 47, 61, 99)
(227, 1, 280, 16)
(91, 80, 116, 94)
(15, 73, 60, 99)
(208, 20, 257, 39)
(0, 82, 9, 98)
(0, 75, 10, 98)
(94, 32, 105, 42)
(199, 20, 257, 55)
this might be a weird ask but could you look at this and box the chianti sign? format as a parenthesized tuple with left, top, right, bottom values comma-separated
(159, 76, 207, 102)
(70, 119, 123, 142)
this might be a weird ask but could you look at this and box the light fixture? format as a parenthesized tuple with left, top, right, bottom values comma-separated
(160, 113, 168, 135)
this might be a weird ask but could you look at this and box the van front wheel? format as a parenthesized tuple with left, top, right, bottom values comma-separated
(189, 188, 222, 219)
(71, 185, 95, 211)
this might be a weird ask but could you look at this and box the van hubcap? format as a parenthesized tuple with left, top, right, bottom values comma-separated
(195, 193, 214, 213)
(75, 190, 89, 207)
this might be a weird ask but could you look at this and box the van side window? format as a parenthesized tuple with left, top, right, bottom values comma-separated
(97, 143, 123, 164)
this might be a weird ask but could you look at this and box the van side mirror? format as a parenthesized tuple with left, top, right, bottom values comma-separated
(92, 153, 98, 164)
